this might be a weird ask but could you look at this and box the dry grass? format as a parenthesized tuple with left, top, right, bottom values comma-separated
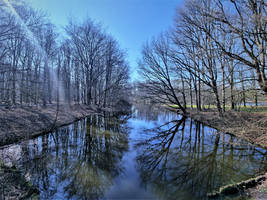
(183, 109, 267, 149)
(0, 104, 99, 146)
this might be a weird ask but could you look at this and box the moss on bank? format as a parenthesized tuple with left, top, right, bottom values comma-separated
(207, 174, 267, 198)
(0, 159, 39, 199)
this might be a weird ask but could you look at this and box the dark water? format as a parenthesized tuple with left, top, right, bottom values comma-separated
(0, 106, 266, 199)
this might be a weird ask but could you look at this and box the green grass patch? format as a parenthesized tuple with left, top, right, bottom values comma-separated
(166, 104, 267, 113)
(237, 106, 267, 113)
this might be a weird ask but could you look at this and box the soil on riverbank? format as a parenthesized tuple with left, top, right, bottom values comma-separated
(182, 109, 267, 149)
(0, 104, 101, 146)
(247, 177, 267, 200)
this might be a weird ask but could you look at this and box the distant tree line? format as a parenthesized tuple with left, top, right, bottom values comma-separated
(0, 0, 129, 107)
(139, 0, 266, 114)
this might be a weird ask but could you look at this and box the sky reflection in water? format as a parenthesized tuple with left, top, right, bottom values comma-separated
(0, 106, 266, 199)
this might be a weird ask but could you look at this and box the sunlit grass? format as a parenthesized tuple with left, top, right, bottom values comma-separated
(167, 104, 267, 113)
(238, 106, 267, 113)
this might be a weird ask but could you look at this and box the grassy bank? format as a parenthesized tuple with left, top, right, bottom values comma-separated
(171, 104, 267, 113)
(0, 104, 100, 146)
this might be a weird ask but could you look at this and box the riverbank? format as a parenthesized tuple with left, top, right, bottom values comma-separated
(181, 109, 267, 149)
(0, 103, 132, 199)
(178, 108, 267, 199)
(247, 176, 267, 200)
(0, 104, 101, 146)
(0, 160, 39, 199)
(207, 173, 267, 199)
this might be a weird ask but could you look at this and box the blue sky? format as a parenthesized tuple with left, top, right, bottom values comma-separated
(27, 0, 183, 81)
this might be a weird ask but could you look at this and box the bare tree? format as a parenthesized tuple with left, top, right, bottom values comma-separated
(139, 35, 186, 113)
(0, 1, 130, 109)
(198, 0, 267, 94)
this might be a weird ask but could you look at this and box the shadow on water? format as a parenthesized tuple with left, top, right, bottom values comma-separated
(0, 106, 266, 199)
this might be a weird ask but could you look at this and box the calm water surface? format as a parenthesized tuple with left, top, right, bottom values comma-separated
(0, 106, 266, 199)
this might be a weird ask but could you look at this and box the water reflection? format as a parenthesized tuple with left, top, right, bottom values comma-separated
(0, 107, 266, 200)
(13, 113, 129, 199)
(135, 116, 267, 199)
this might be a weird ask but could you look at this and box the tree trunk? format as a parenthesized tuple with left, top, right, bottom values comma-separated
(189, 79, 193, 109)
(43, 61, 47, 107)
(221, 63, 226, 112)
(212, 86, 222, 115)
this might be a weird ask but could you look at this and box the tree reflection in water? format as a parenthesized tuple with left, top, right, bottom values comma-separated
(17, 113, 129, 199)
(1, 108, 267, 199)
(135, 116, 267, 200)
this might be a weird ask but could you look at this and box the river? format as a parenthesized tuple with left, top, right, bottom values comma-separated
(0, 105, 266, 199)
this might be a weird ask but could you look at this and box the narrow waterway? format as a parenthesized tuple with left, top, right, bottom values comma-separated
(0, 106, 266, 199)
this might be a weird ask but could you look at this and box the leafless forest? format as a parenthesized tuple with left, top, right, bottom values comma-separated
(0, 0, 130, 108)
(0, 0, 267, 199)
(138, 0, 266, 114)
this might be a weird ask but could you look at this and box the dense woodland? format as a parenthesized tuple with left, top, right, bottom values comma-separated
(139, 0, 266, 114)
(0, 0, 129, 107)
